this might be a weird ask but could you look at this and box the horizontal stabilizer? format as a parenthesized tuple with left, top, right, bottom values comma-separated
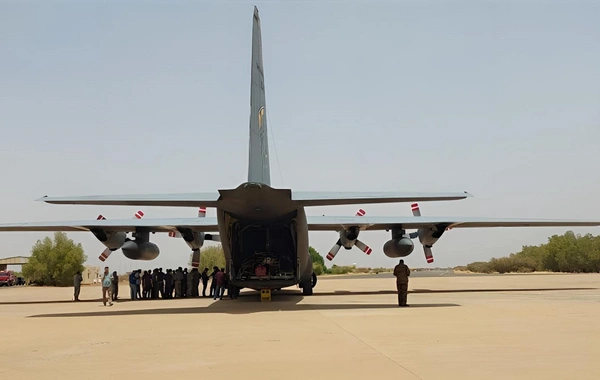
(36, 190, 472, 208)
(291, 191, 473, 206)
(37, 193, 220, 208)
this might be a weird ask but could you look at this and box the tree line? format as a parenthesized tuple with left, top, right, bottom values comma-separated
(457, 231, 600, 274)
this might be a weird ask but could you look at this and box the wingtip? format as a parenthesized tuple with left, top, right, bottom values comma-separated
(35, 196, 48, 202)
(464, 191, 474, 197)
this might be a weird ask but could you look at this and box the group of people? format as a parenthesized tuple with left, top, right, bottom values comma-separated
(74, 266, 236, 306)
(74, 258, 412, 307)
(125, 266, 233, 301)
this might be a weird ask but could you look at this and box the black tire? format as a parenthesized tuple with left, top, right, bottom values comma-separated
(311, 272, 317, 288)
(302, 283, 313, 295)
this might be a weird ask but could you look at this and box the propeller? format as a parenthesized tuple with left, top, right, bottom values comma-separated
(168, 207, 207, 238)
(165, 207, 220, 269)
(98, 210, 144, 262)
(326, 209, 372, 261)
(409, 203, 434, 264)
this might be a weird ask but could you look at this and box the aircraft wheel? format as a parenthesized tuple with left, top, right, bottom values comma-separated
(302, 283, 313, 296)
(311, 272, 317, 288)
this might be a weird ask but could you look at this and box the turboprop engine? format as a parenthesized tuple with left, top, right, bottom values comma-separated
(95, 211, 146, 262)
(326, 209, 373, 261)
(383, 237, 415, 258)
(121, 229, 160, 261)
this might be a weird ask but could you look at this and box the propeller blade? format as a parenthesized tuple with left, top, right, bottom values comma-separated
(198, 207, 206, 218)
(423, 246, 434, 264)
(99, 247, 112, 262)
(190, 250, 200, 269)
(326, 239, 342, 261)
(355, 239, 373, 255)
(355, 208, 366, 217)
(134, 210, 144, 219)
(411, 203, 421, 217)
(97, 215, 106, 220)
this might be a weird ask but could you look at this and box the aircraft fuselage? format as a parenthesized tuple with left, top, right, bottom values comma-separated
(215, 183, 312, 291)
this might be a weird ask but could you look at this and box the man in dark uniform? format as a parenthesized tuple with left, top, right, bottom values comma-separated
(201, 268, 209, 297)
(209, 267, 219, 298)
(111, 271, 119, 301)
(164, 269, 173, 299)
(156, 268, 165, 299)
(73, 271, 83, 302)
(393, 259, 410, 307)
(182, 268, 188, 298)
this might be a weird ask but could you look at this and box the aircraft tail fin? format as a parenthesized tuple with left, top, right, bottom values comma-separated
(247, 6, 271, 185)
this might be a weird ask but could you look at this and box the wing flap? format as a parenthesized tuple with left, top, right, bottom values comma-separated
(0, 217, 220, 233)
(307, 216, 600, 231)
(292, 191, 472, 206)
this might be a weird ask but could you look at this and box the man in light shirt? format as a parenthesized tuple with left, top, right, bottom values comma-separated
(101, 266, 113, 306)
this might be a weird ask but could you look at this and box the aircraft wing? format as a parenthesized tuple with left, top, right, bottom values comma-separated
(307, 216, 600, 231)
(0, 217, 220, 233)
(37, 191, 472, 208)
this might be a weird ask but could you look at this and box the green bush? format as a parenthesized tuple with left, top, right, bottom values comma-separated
(313, 263, 324, 276)
(22, 232, 86, 286)
(329, 265, 356, 275)
(464, 231, 600, 274)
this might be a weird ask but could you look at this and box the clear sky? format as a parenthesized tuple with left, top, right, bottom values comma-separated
(1, 1, 599, 273)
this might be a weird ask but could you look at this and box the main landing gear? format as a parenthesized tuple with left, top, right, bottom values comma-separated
(301, 272, 317, 296)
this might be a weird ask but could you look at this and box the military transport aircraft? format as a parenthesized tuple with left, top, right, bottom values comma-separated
(0, 7, 598, 296)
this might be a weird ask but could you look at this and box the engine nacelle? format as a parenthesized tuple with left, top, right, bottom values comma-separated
(340, 227, 360, 249)
(417, 225, 445, 247)
(383, 238, 415, 258)
(177, 228, 205, 251)
(121, 241, 160, 261)
(91, 229, 127, 250)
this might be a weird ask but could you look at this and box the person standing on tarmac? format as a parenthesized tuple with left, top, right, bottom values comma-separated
(73, 271, 83, 302)
(164, 269, 173, 299)
(182, 268, 188, 298)
(111, 271, 119, 301)
(174, 267, 183, 298)
(101, 266, 113, 306)
(156, 268, 165, 299)
(201, 268, 209, 297)
(209, 267, 219, 297)
(393, 259, 411, 307)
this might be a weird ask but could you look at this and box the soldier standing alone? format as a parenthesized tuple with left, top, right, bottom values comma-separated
(73, 271, 83, 302)
(393, 259, 410, 307)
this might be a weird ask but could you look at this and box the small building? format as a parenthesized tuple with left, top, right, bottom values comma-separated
(82, 266, 101, 285)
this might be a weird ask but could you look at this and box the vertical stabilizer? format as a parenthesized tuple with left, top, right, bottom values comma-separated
(247, 6, 271, 185)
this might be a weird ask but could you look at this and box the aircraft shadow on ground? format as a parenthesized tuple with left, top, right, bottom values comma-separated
(26, 290, 461, 318)
(5, 286, 596, 307)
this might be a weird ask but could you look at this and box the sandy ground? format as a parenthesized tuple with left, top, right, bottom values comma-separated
(0, 273, 599, 379)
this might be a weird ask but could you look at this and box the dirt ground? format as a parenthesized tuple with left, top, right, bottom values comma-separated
(0, 273, 598, 379)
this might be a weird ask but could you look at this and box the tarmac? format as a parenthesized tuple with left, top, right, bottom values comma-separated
(0, 273, 599, 379)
